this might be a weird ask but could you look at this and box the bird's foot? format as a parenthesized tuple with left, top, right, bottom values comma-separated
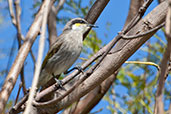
(52, 73, 66, 91)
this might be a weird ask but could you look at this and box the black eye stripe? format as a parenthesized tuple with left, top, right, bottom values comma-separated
(71, 19, 87, 25)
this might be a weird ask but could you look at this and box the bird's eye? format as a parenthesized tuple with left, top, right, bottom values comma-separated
(79, 20, 85, 24)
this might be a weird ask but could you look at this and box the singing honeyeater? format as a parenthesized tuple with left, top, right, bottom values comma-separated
(37, 18, 97, 88)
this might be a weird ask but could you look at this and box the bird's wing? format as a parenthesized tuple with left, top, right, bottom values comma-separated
(41, 39, 63, 69)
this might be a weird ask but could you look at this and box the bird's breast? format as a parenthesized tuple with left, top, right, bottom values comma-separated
(67, 32, 83, 51)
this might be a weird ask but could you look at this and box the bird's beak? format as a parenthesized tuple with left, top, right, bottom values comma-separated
(88, 24, 98, 28)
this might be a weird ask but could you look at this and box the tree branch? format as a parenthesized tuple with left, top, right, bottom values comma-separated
(71, 72, 117, 114)
(121, 22, 165, 39)
(122, 0, 154, 34)
(0, 0, 55, 112)
(48, 0, 66, 47)
(83, 0, 110, 39)
(154, 0, 171, 113)
(23, 0, 52, 113)
(8, 0, 16, 25)
(125, 61, 160, 70)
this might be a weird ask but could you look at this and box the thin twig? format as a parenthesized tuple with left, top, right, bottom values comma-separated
(122, 22, 165, 39)
(14, 83, 22, 105)
(30, 50, 36, 70)
(10, 94, 29, 114)
(125, 61, 160, 70)
(20, 67, 27, 95)
(55, 0, 66, 14)
(14, 0, 24, 41)
(9, 0, 36, 83)
(121, 0, 154, 34)
(48, 0, 66, 47)
(8, 0, 27, 95)
(15, 0, 27, 96)
(23, 0, 51, 113)
(6, 0, 19, 76)
(33, 64, 98, 107)
(90, 108, 103, 114)
(5, 36, 17, 75)
(8, 0, 16, 25)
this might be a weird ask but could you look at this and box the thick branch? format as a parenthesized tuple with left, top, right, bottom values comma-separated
(158, 0, 166, 3)
(48, 6, 58, 47)
(154, 0, 171, 113)
(72, 73, 117, 114)
(83, 0, 110, 39)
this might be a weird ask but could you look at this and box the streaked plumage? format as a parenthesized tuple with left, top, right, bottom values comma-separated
(37, 18, 96, 88)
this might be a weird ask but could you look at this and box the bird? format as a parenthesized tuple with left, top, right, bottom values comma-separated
(37, 18, 97, 88)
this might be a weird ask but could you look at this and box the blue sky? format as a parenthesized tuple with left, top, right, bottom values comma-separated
(0, 0, 161, 113)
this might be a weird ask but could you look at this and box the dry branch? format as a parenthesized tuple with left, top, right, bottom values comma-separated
(23, 0, 52, 113)
(154, 0, 171, 113)
(71, 73, 117, 114)
(48, 0, 66, 47)
(0, 0, 55, 112)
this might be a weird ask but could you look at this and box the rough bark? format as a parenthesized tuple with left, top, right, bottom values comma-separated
(72, 73, 117, 114)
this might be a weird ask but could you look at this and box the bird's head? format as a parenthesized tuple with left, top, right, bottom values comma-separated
(63, 18, 98, 34)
